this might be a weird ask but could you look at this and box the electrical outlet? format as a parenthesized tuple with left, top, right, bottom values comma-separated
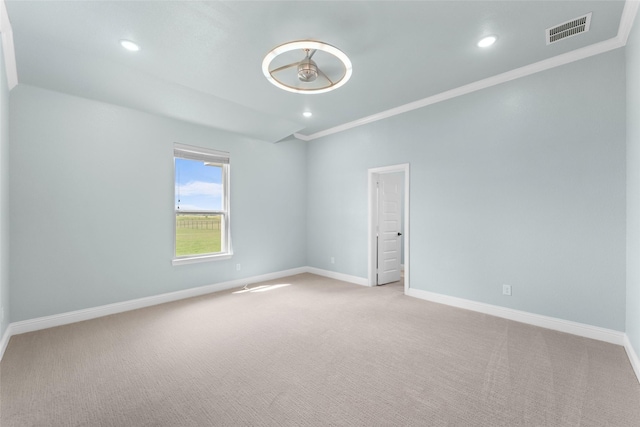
(330, 257, 335, 264)
(236, 264, 241, 271)
(502, 284, 512, 296)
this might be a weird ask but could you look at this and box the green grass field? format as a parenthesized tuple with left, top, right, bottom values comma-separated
(175, 215, 222, 256)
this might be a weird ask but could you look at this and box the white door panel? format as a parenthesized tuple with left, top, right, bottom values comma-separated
(377, 173, 402, 285)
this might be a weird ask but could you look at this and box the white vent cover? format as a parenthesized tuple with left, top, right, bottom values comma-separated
(546, 12, 592, 45)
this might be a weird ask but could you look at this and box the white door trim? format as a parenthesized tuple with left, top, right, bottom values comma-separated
(368, 163, 410, 293)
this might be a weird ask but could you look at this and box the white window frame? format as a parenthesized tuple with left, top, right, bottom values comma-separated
(172, 143, 232, 266)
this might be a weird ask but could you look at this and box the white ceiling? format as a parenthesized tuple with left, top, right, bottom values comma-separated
(2, 1, 633, 143)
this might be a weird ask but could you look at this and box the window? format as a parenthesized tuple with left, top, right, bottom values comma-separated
(172, 143, 231, 265)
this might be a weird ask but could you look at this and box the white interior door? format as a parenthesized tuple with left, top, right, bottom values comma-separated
(377, 173, 402, 285)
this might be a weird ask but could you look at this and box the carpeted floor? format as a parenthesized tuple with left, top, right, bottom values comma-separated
(1, 273, 639, 426)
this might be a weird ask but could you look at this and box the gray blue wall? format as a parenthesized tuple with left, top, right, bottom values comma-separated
(0, 42, 10, 338)
(2, 30, 635, 342)
(627, 6, 640, 358)
(9, 85, 307, 322)
(307, 49, 627, 331)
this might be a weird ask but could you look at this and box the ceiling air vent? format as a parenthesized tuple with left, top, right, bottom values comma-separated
(546, 12, 592, 45)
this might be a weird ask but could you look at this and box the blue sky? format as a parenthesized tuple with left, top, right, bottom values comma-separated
(175, 158, 222, 211)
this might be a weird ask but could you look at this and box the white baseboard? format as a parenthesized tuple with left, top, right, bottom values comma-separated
(623, 334, 640, 384)
(1, 266, 633, 377)
(0, 323, 12, 361)
(410, 283, 639, 384)
(0, 267, 307, 361)
(0, 266, 360, 361)
(406, 287, 625, 346)
(305, 267, 368, 286)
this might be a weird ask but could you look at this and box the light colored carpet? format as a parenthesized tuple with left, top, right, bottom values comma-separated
(1, 273, 639, 426)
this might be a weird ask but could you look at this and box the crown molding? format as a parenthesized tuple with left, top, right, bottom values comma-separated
(295, 0, 639, 142)
(618, 0, 640, 45)
(0, 0, 637, 143)
(0, 0, 18, 90)
(292, 132, 312, 141)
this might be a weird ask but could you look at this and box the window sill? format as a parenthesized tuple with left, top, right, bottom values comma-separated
(172, 252, 233, 266)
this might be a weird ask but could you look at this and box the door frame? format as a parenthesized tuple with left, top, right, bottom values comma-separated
(368, 163, 410, 293)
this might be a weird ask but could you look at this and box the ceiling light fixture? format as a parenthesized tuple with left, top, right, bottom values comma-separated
(262, 40, 352, 94)
(120, 39, 140, 52)
(303, 111, 313, 118)
(477, 35, 497, 48)
(298, 53, 318, 83)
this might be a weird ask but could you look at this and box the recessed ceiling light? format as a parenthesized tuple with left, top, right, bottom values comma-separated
(120, 39, 140, 52)
(477, 35, 497, 48)
(303, 111, 313, 118)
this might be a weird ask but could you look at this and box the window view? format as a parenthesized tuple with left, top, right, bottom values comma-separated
(173, 144, 231, 263)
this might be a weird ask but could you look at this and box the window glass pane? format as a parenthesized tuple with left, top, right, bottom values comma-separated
(175, 157, 225, 257)
(175, 158, 223, 211)
(175, 213, 222, 256)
